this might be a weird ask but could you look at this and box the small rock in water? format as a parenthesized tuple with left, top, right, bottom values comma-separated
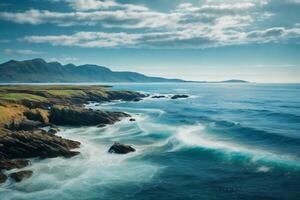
(152, 95, 166, 99)
(97, 124, 106, 128)
(129, 118, 136, 122)
(9, 170, 33, 182)
(171, 94, 189, 99)
(108, 142, 135, 154)
(0, 173, 7, 184)
(48, 128, 59, 135)
(133, 98, 141, 102)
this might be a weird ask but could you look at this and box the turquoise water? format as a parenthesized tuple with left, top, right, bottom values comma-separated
(1, 83, 300, 200)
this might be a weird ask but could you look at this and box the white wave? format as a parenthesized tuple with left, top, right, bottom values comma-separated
(0, 122, 161, 200)
(256, 166, 271, 173)
(85, 100, 125, 110)
(173, 124, 300, 167)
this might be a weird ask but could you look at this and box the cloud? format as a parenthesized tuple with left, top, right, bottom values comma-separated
(246, 27, 300, 42)
(3, 48, 44, 55)
(49, 56, 79, 62)
(0, 1, 264, 29)
(0, 8, 177, 29)
(63, 0, 149, 11)
(4, 0, 299, 48)
(20, 23, 300, 49)
(199, 2, 256, 11)
(255, 64, 297, 68)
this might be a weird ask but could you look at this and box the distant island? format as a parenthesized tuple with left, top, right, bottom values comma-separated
(0, 59, 248, 83)
(220, 79, 249, 83)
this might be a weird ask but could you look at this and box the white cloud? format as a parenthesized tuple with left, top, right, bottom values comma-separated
(20, 24, 300, 49)
(246, 27, 300, 42)
(49, 56, 79, 62)
(255, 64, 297, 68)
(0, 1, 266, 29)
(64, 0, 149, 11)
(21, 32, 141, 48)
(66, 0, 118, 10)
(3, 0, 299, 49)
(200, 2, 256, 11)
(0, 8, 178, 29)
(3, 48, 44, 55)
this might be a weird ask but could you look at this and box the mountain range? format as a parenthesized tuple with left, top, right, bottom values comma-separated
(0, 59, 186, 83)
(0, 58, 248, 83)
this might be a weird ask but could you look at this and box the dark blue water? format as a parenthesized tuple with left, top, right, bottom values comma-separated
(1, 83, 300, 200)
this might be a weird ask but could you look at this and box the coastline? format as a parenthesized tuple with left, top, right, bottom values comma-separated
(0, 85, 147, 183)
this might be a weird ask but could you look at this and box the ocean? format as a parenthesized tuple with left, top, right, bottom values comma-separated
(1, 83, 300, 200)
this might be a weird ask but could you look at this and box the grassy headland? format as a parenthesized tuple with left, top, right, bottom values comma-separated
(0, 85, 146, 183)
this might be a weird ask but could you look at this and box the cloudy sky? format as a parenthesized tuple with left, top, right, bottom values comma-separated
(0, 0, 300, 82)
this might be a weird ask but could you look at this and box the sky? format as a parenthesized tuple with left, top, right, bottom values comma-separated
(0, 0, 300, 83)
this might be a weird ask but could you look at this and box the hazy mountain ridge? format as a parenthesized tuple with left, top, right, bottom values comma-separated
(0, 59, 248, 83)
(0, 59, 185, 83)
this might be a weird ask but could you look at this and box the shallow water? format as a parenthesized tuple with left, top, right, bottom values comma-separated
(1, 83, 300, 200)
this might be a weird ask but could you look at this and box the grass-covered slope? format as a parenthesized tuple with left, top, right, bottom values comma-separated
(0, 85, 144, 128)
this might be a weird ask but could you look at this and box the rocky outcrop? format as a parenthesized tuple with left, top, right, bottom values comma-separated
(23, 109, 49, 124)
(0, 128, 80, 184)
(0, 157, 30, 170)
(152, 95, 166, 99)
(0, 129, 80, 159)
(7, 119, 42, 131)
(171, 94, 189, 99)
(49, 107, 130, 126)
(48, 128, 59, 135)
(133, 98, 142, 102)
(9, 170, 33, 182)
(106, 91, 148, 102)
(0, 85, 147, 184)
(108, 142, 136, 154)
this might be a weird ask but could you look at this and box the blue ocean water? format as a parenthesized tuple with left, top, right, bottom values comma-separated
(1, 83, 300, 200)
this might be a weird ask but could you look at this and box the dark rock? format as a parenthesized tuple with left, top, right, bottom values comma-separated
(49, 107, 130, 126)
(129, 118, 136, 122)
(108, 142, 135, 154)
(0, 172, 7, 184)
(171, 94, 189, 99)
(8, 119, 42, 131)
(0, 158, 30, 170)
(9, 170, 33, 182)
(21, 100, 51, 110)
(133, 98, 142, 102)
(97, 124, 106, 128)
(106, 91, 148, 102)
(152, 95, 166, 99)
(23, 110, 48, 124)
(48, 128, 59, 135)
(0, 129, 81, 159)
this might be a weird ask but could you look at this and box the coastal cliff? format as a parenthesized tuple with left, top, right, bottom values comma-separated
(0, 85, 146, 183)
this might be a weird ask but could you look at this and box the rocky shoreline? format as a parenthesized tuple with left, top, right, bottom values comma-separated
(0, 85, 146, 184)
(0, 85, 189, 184)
